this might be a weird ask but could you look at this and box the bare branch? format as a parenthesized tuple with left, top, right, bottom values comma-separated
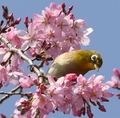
(0, 85, 21, 104)
(0, 91, 29, 96)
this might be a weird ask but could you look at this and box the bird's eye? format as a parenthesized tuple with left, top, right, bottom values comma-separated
(91, 54, 98, 62)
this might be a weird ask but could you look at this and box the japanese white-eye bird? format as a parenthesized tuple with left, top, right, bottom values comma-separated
(47, 50, 103, 78)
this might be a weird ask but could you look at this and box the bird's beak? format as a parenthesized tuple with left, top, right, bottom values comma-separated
(94, 64, 99, 71)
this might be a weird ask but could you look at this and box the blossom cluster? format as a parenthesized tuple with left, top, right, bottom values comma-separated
(0, 3, 92, 87)
(14, 74, 113, 118)
(16, 3, 92, 58)
(107, 68, 120, 99)
(0, 3, 114, 118)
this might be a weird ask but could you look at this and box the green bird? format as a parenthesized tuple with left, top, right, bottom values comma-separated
(47, 50, 103, 78)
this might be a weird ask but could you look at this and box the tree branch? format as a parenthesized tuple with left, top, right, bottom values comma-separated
(0, 35, 44, 83)
(0, 85, 21, 104)
(0, 91, 29, 96)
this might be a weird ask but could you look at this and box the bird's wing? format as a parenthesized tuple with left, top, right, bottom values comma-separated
(46, 62, 62, 78)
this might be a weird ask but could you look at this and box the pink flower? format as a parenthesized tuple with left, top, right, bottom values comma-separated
(19, 76, 32, 88)
(77, 74, 87, 87)
(86, 83, 102, 102)
(101, 84, 114, 98)
(17, 22, 38, 51)
(56, 12, 69, 32)
(34, 10, 55, 29)
(107, 76, 120, 88)
(2, 27, 24, 48)
(45, 3, 62, 17)
(77, 74, 95, 88)
(32, 93, 47, 109)
(47, 75, 73, 109)
(46, 42, 62, 58)
(65, 73, 77, 81)
(34, 13, 51, 29)
(10, 53, 24, 68)
(72, 19, 86, 34)
(44, 25, 61, 43)
(72, 89, 84, 111)
(7, 65, 25, 86)
(14, 98, 32, 118)
(32, 88, 56, 116)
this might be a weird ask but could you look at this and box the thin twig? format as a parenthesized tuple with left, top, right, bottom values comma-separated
(0, 85, 21, 104)
(19, 87, 23, 97)
(0, 91, 29, 96)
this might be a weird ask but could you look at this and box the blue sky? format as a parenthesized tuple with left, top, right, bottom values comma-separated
(0, 0, 120, 118)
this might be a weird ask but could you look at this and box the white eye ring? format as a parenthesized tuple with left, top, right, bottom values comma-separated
(91, 54, 98, 62)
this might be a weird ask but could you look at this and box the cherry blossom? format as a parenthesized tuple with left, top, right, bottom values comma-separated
(14, 74, 113, 118)
(0, 2, 114, 118)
